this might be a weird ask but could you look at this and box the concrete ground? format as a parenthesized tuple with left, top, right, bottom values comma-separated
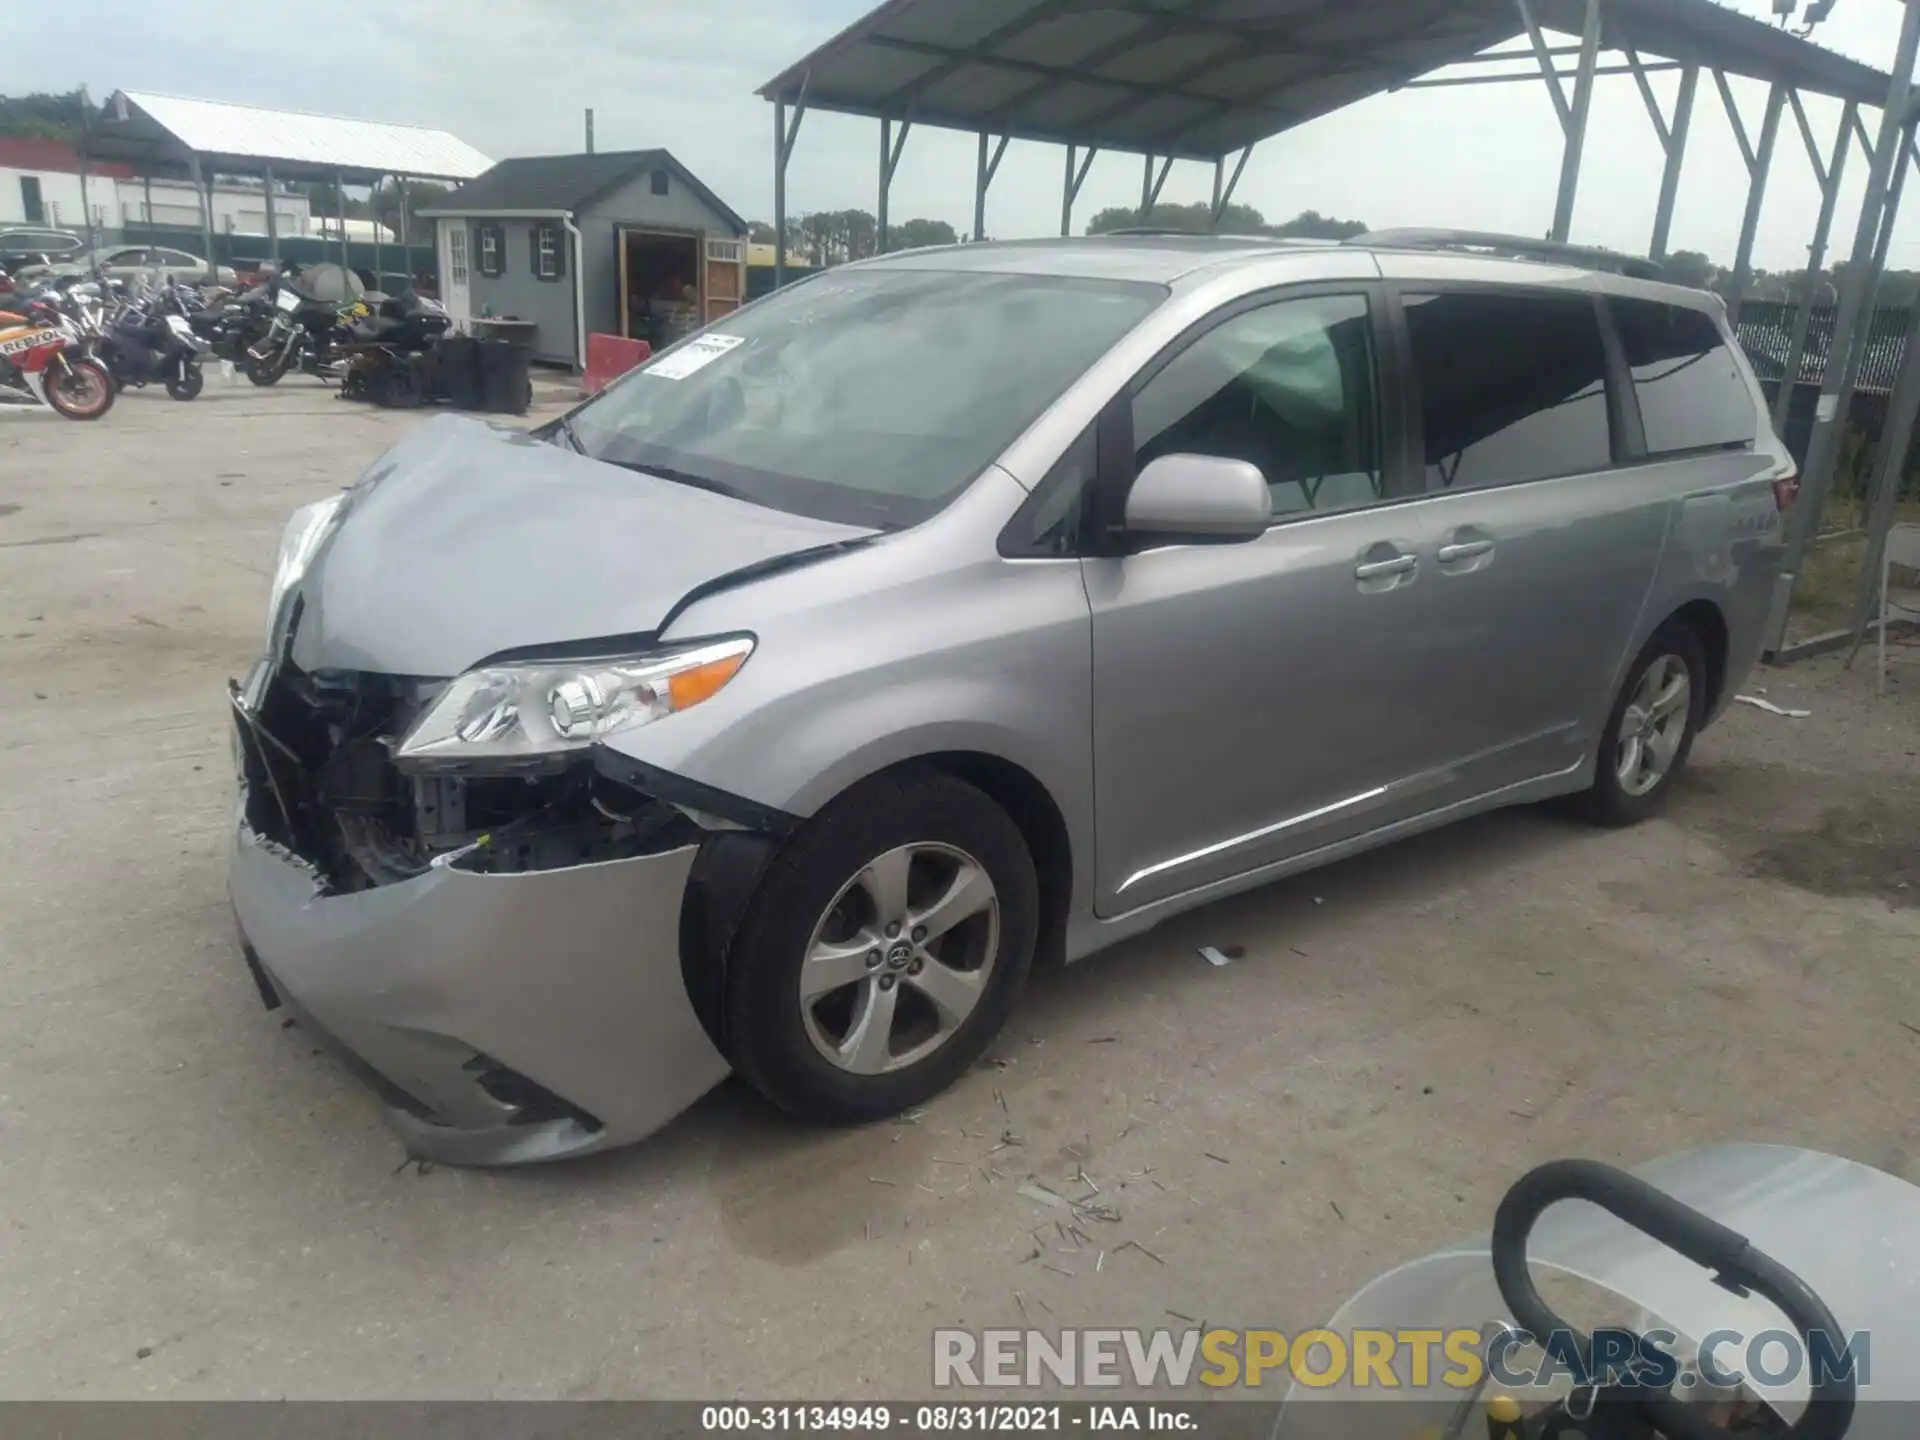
(2, 379, 1916, 1400)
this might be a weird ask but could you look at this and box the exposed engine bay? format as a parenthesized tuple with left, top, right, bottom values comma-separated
(233, 661, 698, 892)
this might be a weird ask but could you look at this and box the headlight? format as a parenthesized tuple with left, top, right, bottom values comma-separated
(264, 494, 344, 646)
(395, 637, 754, 768)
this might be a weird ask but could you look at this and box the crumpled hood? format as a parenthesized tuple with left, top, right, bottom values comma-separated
(287, 415, 875, 677)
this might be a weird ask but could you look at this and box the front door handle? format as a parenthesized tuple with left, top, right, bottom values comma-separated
(1438, 539, 1495, 563)
(1355, 555, 1418, 580)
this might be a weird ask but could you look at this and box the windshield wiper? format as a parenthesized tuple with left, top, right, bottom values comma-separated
(605, 459, 747, 503)
(552, 414, 587, 454)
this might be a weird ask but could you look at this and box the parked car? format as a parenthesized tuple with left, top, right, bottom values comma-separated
(53, 244, 237, 287)
(228, 231, 1796, 1165)
(0, 227, 84, 275)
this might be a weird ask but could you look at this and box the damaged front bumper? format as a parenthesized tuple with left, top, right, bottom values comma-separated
(226, 661, 739, 1166)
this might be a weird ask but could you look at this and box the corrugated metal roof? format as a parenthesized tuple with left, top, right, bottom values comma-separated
(760, 0, 1892, 161)
(113, 91, 492, 180)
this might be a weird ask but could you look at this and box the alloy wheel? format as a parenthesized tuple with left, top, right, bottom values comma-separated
(1615, 653, 1691, 798)
(799, 842, 1001, 1076)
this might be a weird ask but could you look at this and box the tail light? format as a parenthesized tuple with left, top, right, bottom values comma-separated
(1772, 466, 1800, 513)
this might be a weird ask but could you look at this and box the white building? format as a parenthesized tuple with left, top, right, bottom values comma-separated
(115, 176, 309, 235)
(1, 135, 312, 239)
(0, 137, 118, 232)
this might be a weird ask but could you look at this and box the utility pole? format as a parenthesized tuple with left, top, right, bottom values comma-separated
(585, 110, 595, 154)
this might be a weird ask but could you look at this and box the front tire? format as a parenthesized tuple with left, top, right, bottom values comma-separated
(44, 359, 114, 420)
(246, 350, 289, 386)
(726, 769, 1038, 1125)
(1575, 622, 1705, 827)
(166, 361, 204, 401)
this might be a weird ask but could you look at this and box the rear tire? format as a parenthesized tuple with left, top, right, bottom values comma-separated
(726, 769, 1038, 1126)
(1574, 622, 1706, 827)
(45, 359, 113, 420)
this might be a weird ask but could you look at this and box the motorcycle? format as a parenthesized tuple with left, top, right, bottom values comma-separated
(337, 290, 453, 407)
(244, 263, 367, 386)
(0, 296, 115, 419)
(94, 284, 210, 401)
(189, 282, 273, 365)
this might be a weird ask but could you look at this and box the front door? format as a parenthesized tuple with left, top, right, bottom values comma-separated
(1086, 288, 1447, 917)
(703, 237, 746, 323)
(439, 221, 471, 332)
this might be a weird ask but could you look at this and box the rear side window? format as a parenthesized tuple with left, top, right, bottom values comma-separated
(1610, 298, 1756, 455)
(1404, 291, 1614, 490)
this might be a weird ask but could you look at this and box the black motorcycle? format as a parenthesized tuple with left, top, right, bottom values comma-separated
(96, 289, 210, 401)
(190, 282, 273, 365)
(244, 263, 365, 386)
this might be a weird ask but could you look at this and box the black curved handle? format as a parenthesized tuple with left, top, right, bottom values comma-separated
(1491, 1159, 1855, 1440)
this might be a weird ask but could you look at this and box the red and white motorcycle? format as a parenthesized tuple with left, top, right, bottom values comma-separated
(0, 296, 115, 420)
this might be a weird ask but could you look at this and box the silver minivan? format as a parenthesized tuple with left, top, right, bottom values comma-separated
(229, 233, 1796, 1165)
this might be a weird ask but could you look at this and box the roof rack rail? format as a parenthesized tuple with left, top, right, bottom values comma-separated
(1349, 229, 1668, 282)
(1096, 227, 1327, 244)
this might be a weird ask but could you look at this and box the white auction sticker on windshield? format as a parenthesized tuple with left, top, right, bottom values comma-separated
(645, 333, 745, 380)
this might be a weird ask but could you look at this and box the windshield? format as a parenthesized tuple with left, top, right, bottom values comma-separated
(566, 267, 1164, 529)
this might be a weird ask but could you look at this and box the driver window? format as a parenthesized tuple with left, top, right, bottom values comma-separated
(1132, 293, 1381, 519)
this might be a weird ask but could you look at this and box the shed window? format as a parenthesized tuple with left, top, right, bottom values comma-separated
(476, 224, 503, 277)
(650, 169, 670, 196)
(532, 223, 566, 282)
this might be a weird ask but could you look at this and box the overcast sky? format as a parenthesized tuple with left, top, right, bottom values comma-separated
(6, 0, 1917, 273)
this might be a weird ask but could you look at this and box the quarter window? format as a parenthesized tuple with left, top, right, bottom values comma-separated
(1132, 294, 1382, 518)
(1404, 291, 1614, 490)
(1609, 298, 1756, 455)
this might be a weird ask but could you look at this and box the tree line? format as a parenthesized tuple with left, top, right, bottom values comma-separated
(747, 203, 1368, 265)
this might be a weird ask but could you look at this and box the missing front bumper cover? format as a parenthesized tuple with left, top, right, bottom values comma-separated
(232, 663, 702, 892)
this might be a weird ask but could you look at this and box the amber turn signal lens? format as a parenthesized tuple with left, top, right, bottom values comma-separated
(668, 651, 748, 711)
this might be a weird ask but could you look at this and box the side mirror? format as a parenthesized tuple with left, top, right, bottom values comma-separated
(1124, 454, 1271, 540)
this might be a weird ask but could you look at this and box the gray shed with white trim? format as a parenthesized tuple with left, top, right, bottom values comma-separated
(422, 149, 749, 370)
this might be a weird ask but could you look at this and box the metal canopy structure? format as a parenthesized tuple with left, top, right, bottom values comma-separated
(81, 90, 492, 280)
(762, 0, 1919, 664)
(760, 0, 1889, 163)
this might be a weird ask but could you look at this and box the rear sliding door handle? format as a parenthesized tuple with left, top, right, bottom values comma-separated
(1354, 555, 1418, 580)
(1438, 539, 1496, 563)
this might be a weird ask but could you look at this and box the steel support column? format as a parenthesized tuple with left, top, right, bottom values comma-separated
(1211, 146, 1254, 227)
(335, 169, 350, 271)
(190, 156, 215, 284)
(1865, 132, 1916, 307)
(1772, 99, 1857, 434)
(1772, 0, 1920, 655)
(1061, 145, 1096, 236)
(773, 87, 808, 288)
(1549, 0, 1602, 243)
(1138, 154, 1173, 223)
(974, 131, 1009, 242)
(1647, 64, 1699, 259)
(1846, 294, 1920, 663)
(371, 176, 383, 285)
(1717, 77, 1786, 330)
(878, 116, 911, 254)
(263, 163, 280, 263)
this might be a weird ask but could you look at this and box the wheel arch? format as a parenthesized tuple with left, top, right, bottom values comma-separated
(1659, 596, 1731, 720)
(675, 746, 1080, 1053)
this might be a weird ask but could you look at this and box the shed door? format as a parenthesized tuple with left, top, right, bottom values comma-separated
(439, 220, 472, 332)
(703, 238, 745, 323)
